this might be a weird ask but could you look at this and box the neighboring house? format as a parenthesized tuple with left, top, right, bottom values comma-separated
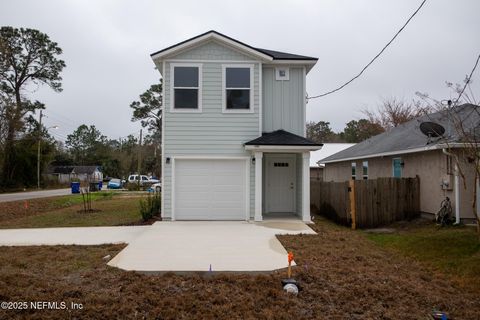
(321, 104, 480, 223)
(151, 30, 322, 222)
(309, 143, 355, 181)
(45, 166, 103, 183)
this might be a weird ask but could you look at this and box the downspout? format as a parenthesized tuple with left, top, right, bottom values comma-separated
(442, 148, 460, 224)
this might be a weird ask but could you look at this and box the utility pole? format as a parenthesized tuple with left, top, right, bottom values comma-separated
(37, 110, 43, 189)
(137, 129, 142, 187)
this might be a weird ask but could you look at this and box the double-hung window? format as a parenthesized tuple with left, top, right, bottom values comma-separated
(222, 65, 253, 113)
(171, 64, 202, 111)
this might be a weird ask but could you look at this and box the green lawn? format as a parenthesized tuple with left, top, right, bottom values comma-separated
(0, 193, 147, 228)
(366, 222, 480, 288)
(50, 191, 117, 207)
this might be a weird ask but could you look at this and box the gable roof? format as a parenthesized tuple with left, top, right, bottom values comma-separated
(245, 129, 322, 146)
(322, 104, 480, 163)
(47, 166, 101, 175)
(150, 30, 318, 63)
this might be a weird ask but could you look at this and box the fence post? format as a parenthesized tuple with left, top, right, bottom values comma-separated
(349, 180, 356, 230)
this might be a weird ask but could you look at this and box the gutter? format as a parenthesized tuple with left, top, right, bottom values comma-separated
(442, 149, 460, 224)
(321, 143, 472, 164)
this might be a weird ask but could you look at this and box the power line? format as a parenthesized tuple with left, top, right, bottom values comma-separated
(308, 0, 428, 100)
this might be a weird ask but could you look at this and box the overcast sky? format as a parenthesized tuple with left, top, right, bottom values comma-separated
(1, 0, 479, 141)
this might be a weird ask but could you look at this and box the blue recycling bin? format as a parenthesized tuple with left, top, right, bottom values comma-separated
(98, 181, 103, 190)
(71, 182, 80, 194)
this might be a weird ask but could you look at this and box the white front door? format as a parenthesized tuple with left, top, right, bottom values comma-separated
(266, 155, 296, 213)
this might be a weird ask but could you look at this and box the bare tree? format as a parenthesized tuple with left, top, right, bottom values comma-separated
(363, 97, 433, 130)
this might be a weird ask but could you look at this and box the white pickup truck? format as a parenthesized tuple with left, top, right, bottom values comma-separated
(127, 175, 160, 186)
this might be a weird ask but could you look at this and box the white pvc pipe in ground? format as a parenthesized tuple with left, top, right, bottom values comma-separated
(442, 149, 460, 224)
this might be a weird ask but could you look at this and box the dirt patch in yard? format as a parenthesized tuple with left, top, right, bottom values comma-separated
(0, 217, 478, 319)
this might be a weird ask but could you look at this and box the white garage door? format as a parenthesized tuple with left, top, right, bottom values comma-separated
(174, 159, 247, 220)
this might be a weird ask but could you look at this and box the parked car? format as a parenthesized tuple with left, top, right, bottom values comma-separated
(107, 178, 123, 189)
(127, 174, 159, 185)
(151, 182, 161, 193)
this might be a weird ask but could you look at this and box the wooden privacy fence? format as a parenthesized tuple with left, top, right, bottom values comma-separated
(310, 177, 420, 229)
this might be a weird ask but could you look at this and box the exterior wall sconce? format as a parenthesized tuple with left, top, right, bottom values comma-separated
(166, 157, 171, 164)
(252, 157, 255, 164)
(400, 161, 405, 167)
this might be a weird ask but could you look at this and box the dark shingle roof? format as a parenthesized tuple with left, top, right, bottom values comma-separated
(73, 166, 101, 175)
(253, 48, 318, 61)
(47, 166, 74, 174)
(245, 129, 323, 146)
(47, 166, 101, 175)
(322, 104, 480, 163)
(150, 30, 318, 61)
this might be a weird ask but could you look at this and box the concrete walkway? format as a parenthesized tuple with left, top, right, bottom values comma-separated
(0, 188, 71, 203)
(108, 220, 316, 272)
(0, 220, 316, 272)
(0, 226, 149, 246)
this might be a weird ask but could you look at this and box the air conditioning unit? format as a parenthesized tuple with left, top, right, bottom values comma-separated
(441, 175, 453, 190)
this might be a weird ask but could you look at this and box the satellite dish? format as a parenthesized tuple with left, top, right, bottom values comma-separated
(420, 122, 445, 138)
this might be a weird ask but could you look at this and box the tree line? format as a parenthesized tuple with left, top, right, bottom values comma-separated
(307, 98, 434, 144)
(0, 26, 162, 190)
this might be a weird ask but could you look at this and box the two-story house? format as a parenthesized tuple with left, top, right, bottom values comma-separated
(151, 31, 322, 222)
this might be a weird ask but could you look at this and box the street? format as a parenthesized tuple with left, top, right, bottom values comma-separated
(0, 189, 71, 203)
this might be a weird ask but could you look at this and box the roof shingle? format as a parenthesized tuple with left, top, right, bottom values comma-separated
(245, 129, 322, 146)
(322, 104, 480, 163)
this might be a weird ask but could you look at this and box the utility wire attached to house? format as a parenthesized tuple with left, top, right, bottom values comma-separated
(307, 0, 427, 100)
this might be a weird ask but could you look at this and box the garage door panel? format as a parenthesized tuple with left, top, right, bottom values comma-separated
(174, 159, 247, 220)
(213, 175, 244, 186)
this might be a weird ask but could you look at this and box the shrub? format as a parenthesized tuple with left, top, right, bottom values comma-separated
(139, 192, 161, 221)
(126, 182, 141, 191)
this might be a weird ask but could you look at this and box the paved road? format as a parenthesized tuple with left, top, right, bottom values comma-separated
(0, 188, 71, 203)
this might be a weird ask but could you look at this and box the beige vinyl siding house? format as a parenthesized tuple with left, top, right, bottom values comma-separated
(151, 31, 321, 222)
(322, 104, 480, 223)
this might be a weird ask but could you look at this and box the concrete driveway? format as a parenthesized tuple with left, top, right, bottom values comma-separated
(0, 226, 150, 246)
(108, 221, 316, 272)
(0, 188, 71, 203)
(0, 220, 316, 272)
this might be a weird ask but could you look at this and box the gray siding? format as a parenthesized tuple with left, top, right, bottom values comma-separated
(168, 41, 255, 61)
(262, 67, 305, 136)
(163, 42, 260, 219)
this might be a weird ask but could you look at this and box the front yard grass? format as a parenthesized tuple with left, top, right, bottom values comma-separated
(0, 216, 478, 319)
(365, 220, 480, 290)
(0, 193, 147, 228)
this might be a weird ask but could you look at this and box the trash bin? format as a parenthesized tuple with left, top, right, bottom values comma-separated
(98, 181, 103, 191)
(89, 182, 99, 192)
(71, 182, 80, 194)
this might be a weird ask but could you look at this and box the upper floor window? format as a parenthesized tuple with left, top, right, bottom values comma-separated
(171, 64, 202, 112)
(222, 64, 253, 113)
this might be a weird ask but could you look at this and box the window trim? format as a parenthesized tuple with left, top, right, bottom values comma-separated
(170, 63, 203, 113)
(222, 64, 254, 114)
